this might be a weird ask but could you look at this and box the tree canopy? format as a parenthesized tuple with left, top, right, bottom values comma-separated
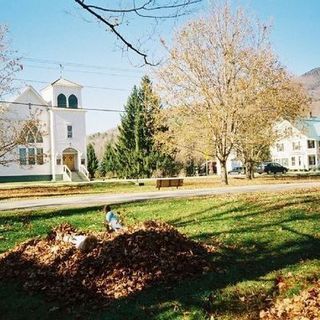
(157, 3, 309, 184)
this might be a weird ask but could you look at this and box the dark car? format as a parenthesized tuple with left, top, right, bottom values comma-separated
(228, 166, 245, 175)
(263, 162, 288, 174)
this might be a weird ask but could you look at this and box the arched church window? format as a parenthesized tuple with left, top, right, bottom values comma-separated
(57, 94, 67, 108)
(24, 123, 43, 144)
(68, 94, 78, 109)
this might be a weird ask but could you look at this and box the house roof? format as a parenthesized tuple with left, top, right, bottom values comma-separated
(295, 118, 320, 140)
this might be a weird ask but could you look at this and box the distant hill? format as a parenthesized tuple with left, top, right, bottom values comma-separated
(87, 127, 119, 160)
(299, 67, 320, 116)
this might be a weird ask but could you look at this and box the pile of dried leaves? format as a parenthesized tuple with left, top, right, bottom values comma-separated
(260, 280, 320, 319)
(0, 221, 214, 308)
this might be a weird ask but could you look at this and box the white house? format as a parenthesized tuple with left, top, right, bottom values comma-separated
(270, 118, 320, 171)
(0, 78, 89, 182)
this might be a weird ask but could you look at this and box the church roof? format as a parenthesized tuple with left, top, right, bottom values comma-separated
(12, 85, 49, 106)
(41, 78, 83, 92)
(51, 78, 83, 88)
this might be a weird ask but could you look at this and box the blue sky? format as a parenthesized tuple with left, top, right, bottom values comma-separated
(1, 0, 319, 134)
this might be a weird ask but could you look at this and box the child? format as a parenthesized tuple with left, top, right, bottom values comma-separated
(103, 204, 123, 232)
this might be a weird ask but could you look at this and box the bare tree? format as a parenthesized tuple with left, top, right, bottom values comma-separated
(0, 25, 22, 99)
(156, 3, 308, 184)
(0, 25, 38, 165)
(74, 0, 203, 65)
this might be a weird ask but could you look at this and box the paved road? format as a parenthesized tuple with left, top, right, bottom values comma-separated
(1, 181, 320, 211)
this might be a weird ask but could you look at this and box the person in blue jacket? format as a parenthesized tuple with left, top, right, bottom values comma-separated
(103, 204, 122, 232)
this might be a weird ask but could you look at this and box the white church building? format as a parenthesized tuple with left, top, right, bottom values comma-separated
(0, 78, 89, 182)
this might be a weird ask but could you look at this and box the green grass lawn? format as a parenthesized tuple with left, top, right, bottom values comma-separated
(1, 188, 320, 319)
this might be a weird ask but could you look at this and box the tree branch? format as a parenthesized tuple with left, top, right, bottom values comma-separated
(74, 0, 202, 65)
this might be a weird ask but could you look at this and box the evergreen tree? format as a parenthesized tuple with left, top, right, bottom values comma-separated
(115, 76, 178, 178)
(87, 143, 99, 179)
(100, 142, 118, 177)
(115, 85, 140, 178)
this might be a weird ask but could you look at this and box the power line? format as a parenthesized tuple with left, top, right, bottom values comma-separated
(22, 57, 144, 74)
(23, 64, 142, 78)
(13, 78, 129, 92)
(0, 100, 125, 113)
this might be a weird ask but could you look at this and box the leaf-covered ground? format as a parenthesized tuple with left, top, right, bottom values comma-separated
(0, 187, 320, 319)
(1, 174, 320, 201)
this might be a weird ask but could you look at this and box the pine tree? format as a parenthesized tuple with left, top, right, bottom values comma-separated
(115, 86, 140, 178)
(87, 143, 99, 179)
(115, 76, 178, 178)
(100, 142, 118, 177)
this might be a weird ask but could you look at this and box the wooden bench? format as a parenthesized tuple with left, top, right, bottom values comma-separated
(156, 178, 184, 190)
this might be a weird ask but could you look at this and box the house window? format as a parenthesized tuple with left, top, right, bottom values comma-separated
(57, 94, 67, 108)
(19, 148, 27, 165)
(28, 148, 35, 165)
(298, 156, 302, 166)
(68, 95, 78, 109)
(291, 157, 296, 166)
(292, 141, 301, 151)
(36, 148, 44, 165)
(276, 143, 284, 152)
(308, 155, 316, 166)
(307, 140, 315, 149)
(67, 125, 72, 138)
(81, 158, 85, 165)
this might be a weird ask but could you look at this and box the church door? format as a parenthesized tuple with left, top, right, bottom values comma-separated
(63, 154, 75, 171)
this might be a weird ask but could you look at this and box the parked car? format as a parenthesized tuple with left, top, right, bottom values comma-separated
(263, 162, 288, 174)
(228, 166, 245, 175)
(255, 162, 271, 174)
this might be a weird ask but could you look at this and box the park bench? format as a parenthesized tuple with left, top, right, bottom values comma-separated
(156, 178, 184, 190)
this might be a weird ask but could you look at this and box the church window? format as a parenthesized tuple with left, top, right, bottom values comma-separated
(27, 130, 35, 143)
(57, 94, 67, 108)
(23, 123, 43, 144)
(36, 132, 43, 143)
(19, 148, 27, 165)
(28, 148, 36, 165)
(36, 148, 44, 165)
(67, 125, 73, 138)
(68, 95, 78, 109)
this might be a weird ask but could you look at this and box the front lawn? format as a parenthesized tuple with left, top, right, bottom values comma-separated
(1, 188, 320, 319)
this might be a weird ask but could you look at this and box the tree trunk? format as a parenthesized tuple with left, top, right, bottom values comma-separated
(246, 161, 255, 180)
(220, 160, 228, 185)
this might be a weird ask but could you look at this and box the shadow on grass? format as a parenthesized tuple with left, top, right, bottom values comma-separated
(0, 206, 103, 225)
(1, 194, 320, 319)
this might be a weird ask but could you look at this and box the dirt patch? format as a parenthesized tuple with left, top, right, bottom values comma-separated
(0, 221, 215, 308)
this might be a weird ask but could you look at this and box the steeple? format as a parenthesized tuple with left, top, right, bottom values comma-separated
(40, 78, 83, 108)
